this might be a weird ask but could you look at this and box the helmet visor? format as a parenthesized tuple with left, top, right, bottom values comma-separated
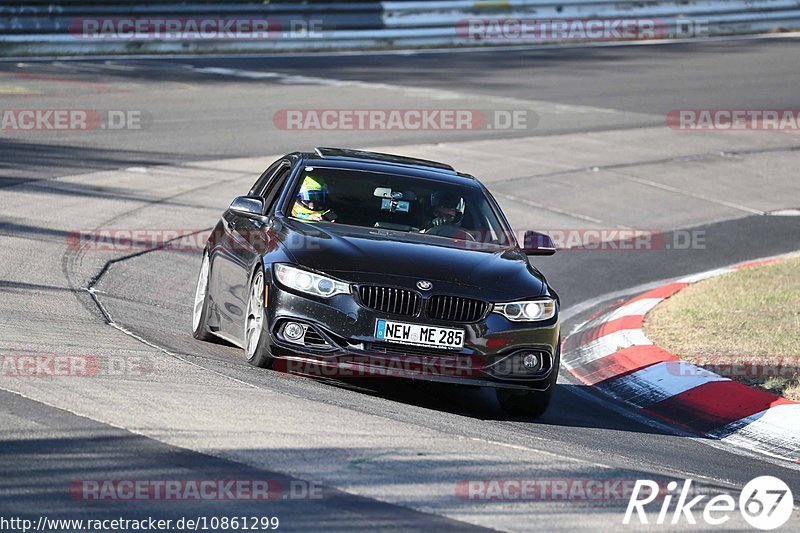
(298, 189, 327, 206)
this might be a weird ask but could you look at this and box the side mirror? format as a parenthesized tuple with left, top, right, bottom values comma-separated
(521, 230, 557, 256)
(230, 196, 266, 218)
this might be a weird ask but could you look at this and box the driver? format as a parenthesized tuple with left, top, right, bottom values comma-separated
(292, 175, 337, 222)
(425, 191, 463, 230)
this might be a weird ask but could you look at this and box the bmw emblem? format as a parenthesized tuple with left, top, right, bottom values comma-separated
(416, 280, 433, 291)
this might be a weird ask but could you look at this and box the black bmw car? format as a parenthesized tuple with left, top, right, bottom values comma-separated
(192, 148, 560, 416)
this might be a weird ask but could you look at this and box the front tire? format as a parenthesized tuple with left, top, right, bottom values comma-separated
(244, 269, 273, 368)
(192, 251, 214, 341)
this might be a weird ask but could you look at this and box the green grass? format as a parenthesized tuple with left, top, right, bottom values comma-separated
(644, 256, 800, 401)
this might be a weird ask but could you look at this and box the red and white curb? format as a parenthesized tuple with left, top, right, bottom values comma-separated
(562, 254, 800, 463)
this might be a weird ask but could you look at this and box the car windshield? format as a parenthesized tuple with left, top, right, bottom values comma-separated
(288, 167, 514, 248)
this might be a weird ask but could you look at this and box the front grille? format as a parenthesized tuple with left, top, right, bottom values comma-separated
(358, 285, 420, 316)
(428, 295, 489, 323)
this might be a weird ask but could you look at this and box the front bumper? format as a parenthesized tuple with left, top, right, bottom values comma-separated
(263, 280, 560, 391)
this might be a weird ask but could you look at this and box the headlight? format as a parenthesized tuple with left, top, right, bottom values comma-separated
(274, 264, 350, 298)
(493, 299, 556, 322)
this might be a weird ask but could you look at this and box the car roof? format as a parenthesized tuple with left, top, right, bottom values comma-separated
(295, 147, 480, 187)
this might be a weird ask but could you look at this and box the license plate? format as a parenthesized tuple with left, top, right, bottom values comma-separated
(374, 319, 465, 349)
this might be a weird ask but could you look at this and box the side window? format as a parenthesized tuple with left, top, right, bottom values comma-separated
(262, 165, 292, 214)
(252, 163, 278, 196)
(248, 161, 281, 197)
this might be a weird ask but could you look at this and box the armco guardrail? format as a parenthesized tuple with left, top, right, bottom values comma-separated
(1, 0, 799, 56)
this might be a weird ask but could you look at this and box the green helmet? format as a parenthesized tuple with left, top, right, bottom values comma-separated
(297, 175, 328, 208)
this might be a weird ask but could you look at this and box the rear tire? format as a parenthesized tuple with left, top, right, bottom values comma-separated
(192, 251, 214, 341)
(244, 269, 273, 369)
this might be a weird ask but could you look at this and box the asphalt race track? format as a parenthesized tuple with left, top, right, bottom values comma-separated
(1, 38, 799, 531)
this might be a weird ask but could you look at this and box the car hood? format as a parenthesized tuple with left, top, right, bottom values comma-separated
(275, 219, 547, 300)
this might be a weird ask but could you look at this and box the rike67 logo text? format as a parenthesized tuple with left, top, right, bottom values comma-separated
(624, 476, 794, 530)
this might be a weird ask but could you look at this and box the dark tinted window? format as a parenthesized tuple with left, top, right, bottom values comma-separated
(263, 164, 292, 214)
(248, 160, 282, 197)
(288, 167, 512, 246)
